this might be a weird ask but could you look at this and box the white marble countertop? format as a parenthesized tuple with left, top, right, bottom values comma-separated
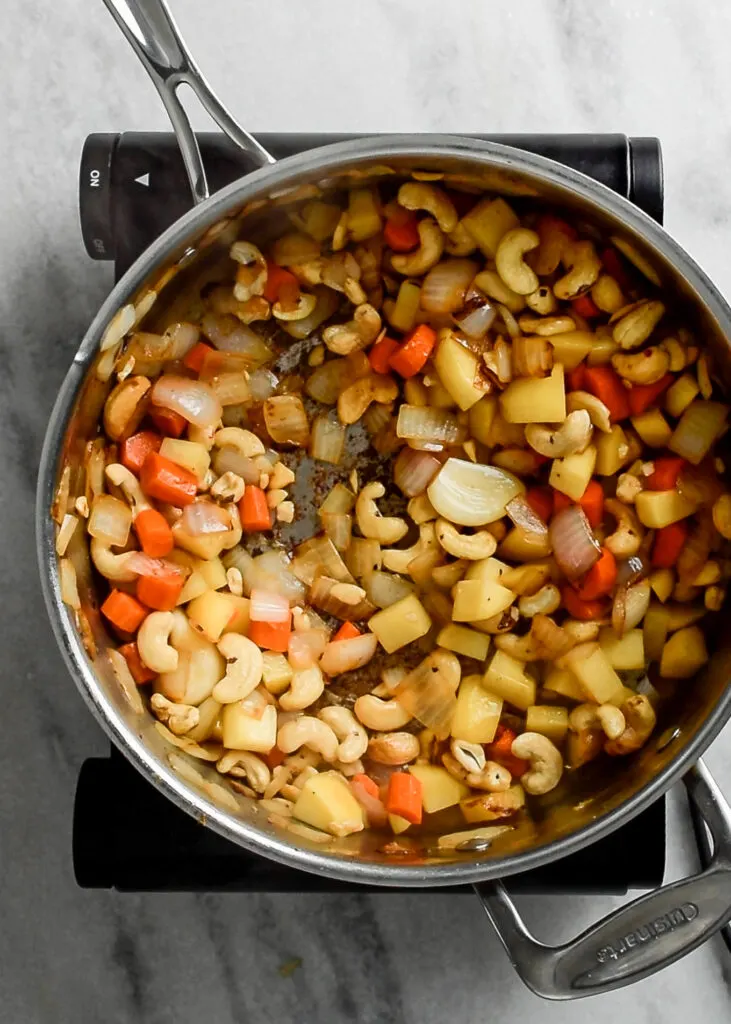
(1, 0, 730, 1020)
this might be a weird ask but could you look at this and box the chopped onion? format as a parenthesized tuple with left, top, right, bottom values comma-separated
(305, 358, 352, 405)
(453, 289, 496, 340)
(59, 557, 81, 610)
(212, 447, 260, 484)
(87, 494, 132, 548)
(250, 588, 291, 623)
(288, 629, 328, 670)
(200, 313, 273, 366)
(615, 554, 648, 588)
(349, 778, 388, 828)
(281, 287, 339, 340)
(364, 571, 414, 609)
(181, 502, 230, 536)
(151, 374, 222, 428)
(310, 412, 345, 464)
(505, 495, 549, 536)
(208, 371, 252, 407)
(427, 457, 524, 527)
(362, 402, 393, 435)
(127, 551, 187, 579)
(421, 259, 479, 314)
(247, 367, 279, 401)
(240, 549, 306, 603)
(396, 405, 465, 445)
(309, 575, 376, 621)
(612, 578, 650, 636)
(263, 395, 310, 447)
(321, 512, 352, 553)
(394, 653, 460, 739)
(669, 400, 728, 465)
(677, 511, 714, 584)
(677, 461, 724, 507)
(320, 483, 357, 516)
(549, 506, 601, 580)
(222, 545, 255, 587)
(319, 632, 378, 676)
(393, 448, 442, 497)
(292, 535, 355, 586)
(512, 335, 554, 378)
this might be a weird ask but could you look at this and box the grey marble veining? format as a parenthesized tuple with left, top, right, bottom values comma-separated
(1, 0, 731, 1020)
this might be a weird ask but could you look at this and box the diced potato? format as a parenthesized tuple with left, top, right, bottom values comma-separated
(389, 280, 422, 333)
(261, 652, 293, 694)
(409, 764, 469, 813)
(437, 623, 491, 661)
(649, 569, 674, 604)
(635, 490, 697, 529)
(586, 336, 619, 366)
(483, 650, 536, 710)
(427, 377, 457, 409)
(346, 537, 383, 580)
(460, 785, 525, 823)
(549, 445, 597, 501)
(348, 187, 382, 242)
(525, 705, 569, 743)
(172, 519, 230, 560)
(467, 396, 498, 445)
(177, 570, 209, 605)
(643, 602, 669, 662)
(453, 579, 515, 622)
(461, 197, 519, 257)
(562, 643, 625, 705)
(451, 674, 503, 743)
(197, 557, 228, 590)
(543, 666, 585, 702)
(434, 332, 486, 411)
(669, 401, 728, 464)
(599, 628, 646, 670)
(465, 556, 510, 584)
(159, 438, 210, 484)
(388, 814, 411, 835)
(485, 411, 526, 449)
(221, 702, 277, 752)
(666, 603, 706, 632)
(665, 373, 700, 418)
(368, 593, 431, 652)
(500, 364, 566, 424)
(595, 424, 631, 477)
(497, 526, 552, 562)
(660, 626, 709, 679)
(631, 409, 673, 448)
(293, 771, 365, 837)
(548, 330, 595, 370)
(187, 590, 240, 642)
(221, 595, 251, 635)
(499, 562, 553, 595)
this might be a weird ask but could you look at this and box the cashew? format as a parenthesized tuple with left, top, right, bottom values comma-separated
(330, 582, 367, 605)
(279, 665, 325, 712)
(188, 422, 218, 450)
(435, 519, 497, 561)
(338, 373, 398, 425)
(569, 703, 626, 741)
(277, 716, 339, 762)
(605, 695, 656, 755)
(553, 241, 602, 300)
(604, 497, 644, 558)
(525, 409, 593, 458)
(495, 614, 571, 662)
(566, 727, 603, 768)
(356, 481, 408, 545)
(612, 346, 670, 385)
(407, 494, 437, 525)
(472, 269, 525, 313)
(566, 391, 612, 433)
(137, 612, 178, 673)
(367, 731, 420, 765)
(477, 606, 520, 634)
(213, 427, 265, 459)
(445, 220, 478, 257)
(210, 471, 246, 503)
(157, 611, 225, 704)
(612, 300, 665, 350)
(563, 619, 601, 644)
(103, 375, 150, 441)
(511, 732, 563, 795)
(591, 273, 624, 314)
(615, 473, 643, 504)
(217, 750, 271, 792)
(382, 522, 437, 574)
(468, 761, 513, 793)
(90, 538, 137, 582)
(494, 228, 540, 295)
(272, 292, 317, 322)
(229, 241, 267, 301)
(518, 584, 561, 618)
(444, 748, 513, 793)
(150, 693, 199, 735)
(105, 463, 151, 517)
(391, 218, 444, 276)
(320, 251, 365, 304)
(354, 694, 411, 731)
(705, 585, 725, 611)
(322, 303, 382, 356)
(432, 559, 468, 589)
(450, 738, 486, 774)
(317, 706, 368, 763)
(397, 182, 458, 233)
(517, 314, 576, 337)
(525, 285, 557, 316)
(212, 633, 264, 703)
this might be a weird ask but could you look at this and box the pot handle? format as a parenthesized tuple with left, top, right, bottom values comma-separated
(100, 0, 275, 204)
(474, 760, 731, 1000)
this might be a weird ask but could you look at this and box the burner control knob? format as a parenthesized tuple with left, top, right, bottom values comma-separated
(79, 134, 119, 261)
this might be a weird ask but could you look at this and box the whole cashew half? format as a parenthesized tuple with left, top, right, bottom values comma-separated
(611, 346, 670, 385)
(391, 218, 444, 276)
(137, 612, 178, 673)
(566, 391, 612, 433)
(158, 610, 225, 704)
(612, 300, 665, 351)
(90, 538, 137, 582)
(213, 427, 266, 459)
(277, 716, 339, 762)
(603, 497, 644, 558)
(354, 694, 411, 731)
(511, 732, 564, 795)
(216, 750, 271, 792)
(397, 182, 459, 233)
(105, 463, 151, 518)
(518, 583, 561, 618)
(229, 241, 267, 301)
(494, 228, 540, 295)
(322, 303, 382, 356)
(553, 241, 602, 300)
(605, 694, 657, 755)
(212, 633, 264, 703)
(367, 731, 420, 765)
(495, 614, 571, 662)
(317, 705, 368, 763)
(435, 519, 497, 561)
(525, 409, 593, 458)
(279, 665, 325, 712)
(150, 693, 199, 736)
(356, 482, 409, 545)
(569, 702, 626, 741)
(382, 522, 437, 574)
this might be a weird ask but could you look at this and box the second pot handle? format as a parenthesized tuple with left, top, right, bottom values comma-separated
(475, 760, 731, 1000)
(101, 0, 275, 204)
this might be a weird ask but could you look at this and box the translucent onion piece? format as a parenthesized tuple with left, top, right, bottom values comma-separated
(677, 461, 725, 508)
(151, 375, 222, 428)
(319, 633, 378, 676)
(321, 513, 352, 553)
(308, 575, 376, 621)
(615, 554, 648, 588)
(200, 313, 273, 367)
(669, 401, 728, 465)
(305, 358, 352, 405)
(164, 321, 200, 359)
(549, 506, 601, 580)
(421, 259, 479, 314)
(310, 412, 345, 464)
(512, 335, 554, 378)
(288, 629, 328, 670)
(208, 372, 252, 407)
(393, 448, 442, 497)
(181, 502, 230, 536)
(364, 571, 414, 609)
(505, 495, 549, 536)
(349, 779, 388, 828)
(427, 458, 524, 527)
(612, 578, 651, 636)
(240, 549, 306, 604)
(396, 405, 465, 445)
(320, 483, 357, 515)
(59, 557, 81, 610)
(55, 513, 79, 557)
(127, 552, 187, 580)
(281, 287, 339, 341)
(292, 535, 355, 586)
(453, 290, 496, 339)
(263, 395, 310, 447)
(394, 653, 460, 739)
(250, 588, 290, 623)
(362, 401, 393, 435)
(247, 367, 279, 401)
(677, 511, 715, 584)
(212, 447, 260, 484)
(87, 495, 132, 548)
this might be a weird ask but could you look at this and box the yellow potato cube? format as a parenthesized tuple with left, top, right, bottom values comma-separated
(293, 772, 365, 837)
(197, 557, 228, 591)
(434, 332, 485, 411)
(465, 557, 510, 584)
(187, 590, 239, 642)
(497, 526, 552, 562)
(483, 650, 536, 710)
(451, 675, 503, 743)
(159, 438, 210, 484)
(635, 490, 697, 529)
(467, 396, 497, 445)
(368, 594, 431, 653)
(172, 519, 230, 560)
(599, 628, 646, 670)
(460, 785, 525, 823)
(660, 626, 709, 679)
(221, 702, 277, 752)
(595, 424, 630, 476)
(525, 705, 569, 743)
(549, 445, 597, 501)
(562, 643, 625, 705)
(176, 570, 209, 605)
(643, 603, 670, 662)
(543, 667, 586, 702)
(461, 197, 519, 257)
(389, 280, 422, 332)
(221, 595, 251, 635)
(409, 765, 469, 813)
(500, 364, 566, 424)
(261, 652, 293, 695)
(631, 409, 673, 448)
(649, 569, 674, 603)
(436, 623, 491, 661)
(452, 579, 515, 622)
(664, 373, 699, 418)
(548, 330, 595, 370)
(388, 814, 411, 835)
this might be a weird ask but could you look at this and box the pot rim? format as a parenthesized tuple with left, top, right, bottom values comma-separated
(37, 134, 731, 886)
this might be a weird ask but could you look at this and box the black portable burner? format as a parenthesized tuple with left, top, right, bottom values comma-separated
(74, 131, 667, 895)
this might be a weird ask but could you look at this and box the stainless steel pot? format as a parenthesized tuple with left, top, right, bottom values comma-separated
(37, 0, 731, 998)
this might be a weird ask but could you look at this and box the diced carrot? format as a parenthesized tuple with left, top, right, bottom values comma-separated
(601, 247, 633, 290)
(137, 568, 185, 612)
(389, 324, 437, 378)
(495, 753, 529, 779)
(552, 479, 604, 529)
(263, 261, 299, 303)
(647, 456, 686, 492)
(525, 486, 554, 523)
(118, 642, 156, 684)
(149, 407, 187, 438)
(120, 430, 163, 474)
(572, 294, 601, 319)
(182, 341, 215, 374)
(627, 374, 674, 417)
(651, 521, 689, 569)
(351, 773, 379, 800)
(263, 746, 287, 769)
(249, 618, 291, 652)
(135, 507, 174, 558)
(583, 366, 631, 422)
(101, 590, 147, 633)
(561, 585, 609, 621)
(537, 214, 577, 243)
(386, 772, 423, 825)
(368, 336, 400, 375)
(567, 365, 587, 392)
(383, 210, 420, 253)
(487, 723, 517, 760)
(140, 452, 198, 506)
(332, 622, 361, 642)
(239, 485, 272, 533)
(576, 547, 617, 601)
